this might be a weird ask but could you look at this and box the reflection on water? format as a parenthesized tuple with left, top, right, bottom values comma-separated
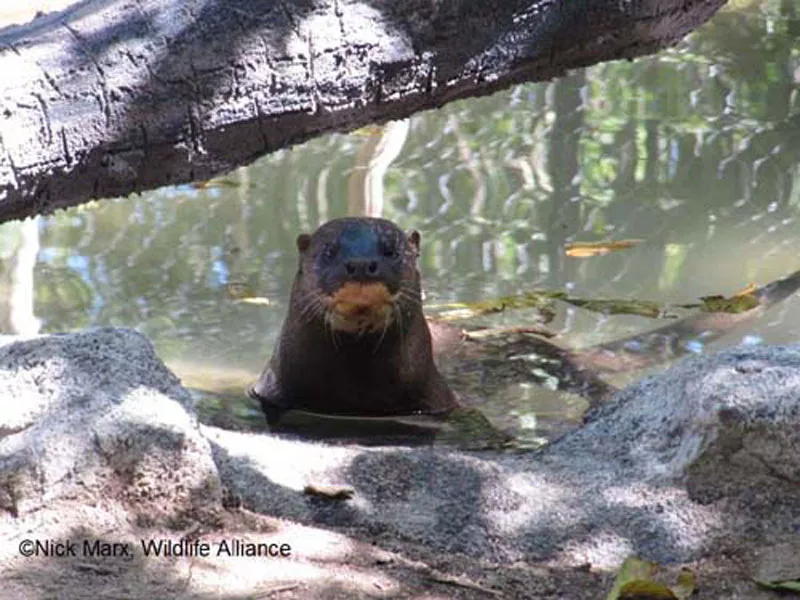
(4, 2, 799, 444)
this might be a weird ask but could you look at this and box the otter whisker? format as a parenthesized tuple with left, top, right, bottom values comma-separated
(396, 293, 422, 322)
(396, 286, 422, 308)
(323, 312, 342, 352)
(390, 299, 406, 351)
(300, 293, 332, 330)
(297, 303, 318, 325)
(296, 292, 324, 324)
(373, 311, 392, 354)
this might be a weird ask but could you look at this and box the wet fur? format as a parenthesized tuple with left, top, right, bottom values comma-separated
(249, 217, 460, 421)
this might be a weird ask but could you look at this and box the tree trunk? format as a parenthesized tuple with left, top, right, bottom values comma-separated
(0, 0, 725, 223)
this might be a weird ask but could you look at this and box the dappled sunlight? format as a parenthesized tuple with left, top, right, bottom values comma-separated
(601, 483, 725, 550)
(184, 525, 403, 597)
(483, 472, 579, 535)
(2, 512, 405, 599)
(202, 425, 358, 492)
(118, 386, 195, 425)
(555, 531, 635, 570)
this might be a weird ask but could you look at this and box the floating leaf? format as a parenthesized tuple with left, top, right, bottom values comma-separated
(235, 297, 272, 306)
(427, 291, 563, 321)
(227, 281, 273, 306)
(563, 298, 675, 319)
(190, 178, 240, 190)
(226, 281, 256, 300)
(350, 124, 383, 137)
(565, 239, 643, 258)
(463, 326, 557, 340)
(732, 283, 758, 297)
(698, 292, 758, 313)
(695, 281, 760, 313)
(428, 290, 682, 321)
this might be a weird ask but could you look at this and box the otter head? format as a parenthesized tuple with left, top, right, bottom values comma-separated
(295, 218, 421, 335)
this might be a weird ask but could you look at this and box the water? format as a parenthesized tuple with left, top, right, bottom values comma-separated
(3, 1, 799, 443)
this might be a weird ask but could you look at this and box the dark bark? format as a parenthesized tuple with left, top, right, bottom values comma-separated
(0, 0, 725, 223)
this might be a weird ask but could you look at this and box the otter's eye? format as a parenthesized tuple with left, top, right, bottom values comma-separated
(380, 243, 398, 259)
(321, 243, 338, 262)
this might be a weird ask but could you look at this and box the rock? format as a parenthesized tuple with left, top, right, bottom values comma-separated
(1, 328, 799, 598)
(577, 345, 800, 483)
(0, 328, 221, 517)
(209, 343, 800, 567)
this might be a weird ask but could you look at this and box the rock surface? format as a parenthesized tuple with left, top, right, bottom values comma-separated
(209, 344, 800, 567)
(0, 329, 221, 517)
(1, 328, 799, 599)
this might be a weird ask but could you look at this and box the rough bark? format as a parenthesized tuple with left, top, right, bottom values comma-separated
(0, 0, 725, 223)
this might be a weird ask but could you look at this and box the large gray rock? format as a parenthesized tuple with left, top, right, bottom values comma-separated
(208, 343, 800, 567)
(0, 328, 221, 516)
(1, 328, 798, 573)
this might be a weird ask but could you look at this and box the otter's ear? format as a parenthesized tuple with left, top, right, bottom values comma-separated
(296, 234, 311, 254)
(407, 230, 421, 254)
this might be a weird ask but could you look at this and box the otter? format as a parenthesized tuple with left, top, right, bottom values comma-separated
(248, 217, 461, 424)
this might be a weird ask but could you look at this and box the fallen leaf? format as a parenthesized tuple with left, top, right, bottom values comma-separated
(753, 540, 800, 594)
(565, 239, 643, 257)
(607, 557, 696, 600)
(303, 484, 355, 500)
(235, 297, 272, 306)
(755, 579, 800, 593)
(619, 580, 677, 598)
(607, 557, 659, 600)
(672, 568, 697, 600)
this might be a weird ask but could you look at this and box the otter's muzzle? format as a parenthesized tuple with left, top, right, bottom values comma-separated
(325, 282, 394, 334)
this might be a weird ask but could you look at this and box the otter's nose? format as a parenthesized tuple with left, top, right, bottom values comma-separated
(343, 258, 381, 280)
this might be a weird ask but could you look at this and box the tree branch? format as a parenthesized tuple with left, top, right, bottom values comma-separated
(0, 0, 725, 223)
